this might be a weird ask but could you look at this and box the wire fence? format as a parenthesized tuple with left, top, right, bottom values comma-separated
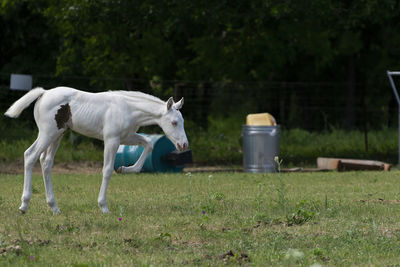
(0, 72, 397, 132)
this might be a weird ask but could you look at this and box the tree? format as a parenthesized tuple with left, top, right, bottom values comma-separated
(0, 0, 58, 75)
(3, 0, 400, 129)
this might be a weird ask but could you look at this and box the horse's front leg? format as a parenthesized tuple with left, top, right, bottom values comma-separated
(117, 134, 153, 174)
(98, 137, 120, 213)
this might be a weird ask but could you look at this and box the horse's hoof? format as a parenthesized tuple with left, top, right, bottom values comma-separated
(18, 209, 26, 214)
(116, 167, 123, 174)
(101, 208, 110, 214)
(52, 209, 61, 215)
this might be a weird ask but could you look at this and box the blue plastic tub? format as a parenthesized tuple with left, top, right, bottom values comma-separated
(114, 134, 185, 172)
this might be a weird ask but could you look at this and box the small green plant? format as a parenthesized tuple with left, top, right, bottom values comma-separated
(200, 202, 216, 215)
(312, 247, 330, 262)
(286, 200, 318, 226)
(154, 232, 171, 241)
(277, 179, 287, 212)
(200, 210, 210, 229)
(274, 159, 288, 214)
(119, 205, 125, 217)
(254, 183, 264, 212)
(211, 192, 224, 201)
(274, 156, 283, 172)
(252, 184, 268, 222)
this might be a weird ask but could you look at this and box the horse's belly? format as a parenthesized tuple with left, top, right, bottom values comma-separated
(69, 109, 105, 140)
(70, 123, 104, 140)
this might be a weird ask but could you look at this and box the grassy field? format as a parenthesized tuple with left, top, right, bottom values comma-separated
(1, 170, 400, 266)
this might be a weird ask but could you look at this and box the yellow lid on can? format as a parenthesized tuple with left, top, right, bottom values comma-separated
(246, 113, 276, 126)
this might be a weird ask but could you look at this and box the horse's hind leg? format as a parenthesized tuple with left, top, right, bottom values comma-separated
(40, 135, 63, 214)
(19, 133, 57, 214)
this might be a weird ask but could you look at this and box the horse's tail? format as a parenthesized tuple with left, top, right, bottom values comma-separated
(4, 87, 46, 118)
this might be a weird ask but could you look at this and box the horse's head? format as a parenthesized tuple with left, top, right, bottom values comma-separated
(159, 97, 189, 152)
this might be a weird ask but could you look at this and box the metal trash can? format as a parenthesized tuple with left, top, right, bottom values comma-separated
(114, 134, 192, 173)
(242, 125, 280, 173)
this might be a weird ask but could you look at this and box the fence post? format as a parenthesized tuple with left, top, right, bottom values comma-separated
(387, 70, 400, 168)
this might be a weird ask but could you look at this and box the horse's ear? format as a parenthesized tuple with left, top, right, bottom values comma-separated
(173, 97, 184, 110)
(166, 97, 174, 111)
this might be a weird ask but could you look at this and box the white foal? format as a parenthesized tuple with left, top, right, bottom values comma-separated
(5, 87, 188, 214)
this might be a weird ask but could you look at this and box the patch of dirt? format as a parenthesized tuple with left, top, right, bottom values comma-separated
(184, 165, 242, 173)
(0, 161, 103, 175)
(0, 162, 241, 175)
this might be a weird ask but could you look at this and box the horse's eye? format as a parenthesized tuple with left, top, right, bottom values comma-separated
(171, 121, 178, 126)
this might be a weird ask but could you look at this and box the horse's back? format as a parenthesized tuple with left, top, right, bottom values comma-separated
(38, 87, 109, 108)
(42, 87, 117, 140)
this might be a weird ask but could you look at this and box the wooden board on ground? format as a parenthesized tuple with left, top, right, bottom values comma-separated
(281, 167, 331, 173)
(317, 157, 391, 171)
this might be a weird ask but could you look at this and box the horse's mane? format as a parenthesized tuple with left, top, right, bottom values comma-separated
(111, 91, 165, 105)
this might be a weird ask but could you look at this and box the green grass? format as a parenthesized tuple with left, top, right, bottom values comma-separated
(1, 171, 400, 265)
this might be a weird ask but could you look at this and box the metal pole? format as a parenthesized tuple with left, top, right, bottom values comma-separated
(387, 70, 400, 168)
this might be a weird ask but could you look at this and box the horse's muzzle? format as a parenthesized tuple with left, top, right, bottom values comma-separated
(177, 142, 188, 152)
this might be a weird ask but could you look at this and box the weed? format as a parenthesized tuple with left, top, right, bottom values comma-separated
(211, 192, 224, 201)
(312, 247, 331, 262)
(273, 156, 289, 214)
(274, 156, 283, 172)
(254, 183, 265, 214)
(286, 200, 318, 226)
(154, 232, 171, 241)
(276, 176, 288, 213)
(199, 202, 216, 215)
(119, 205, 125, 217)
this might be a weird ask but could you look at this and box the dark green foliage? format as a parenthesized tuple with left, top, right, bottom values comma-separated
(2, 1, 400, 87)
(2, 1, 400, 138)
(0, 0, 58, 75)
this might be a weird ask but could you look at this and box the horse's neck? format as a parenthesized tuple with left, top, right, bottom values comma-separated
(112, 91, 165, 126)
(125, 99, 163, 126)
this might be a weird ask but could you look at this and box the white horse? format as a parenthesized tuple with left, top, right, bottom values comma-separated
(5, 87, 188, 214)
